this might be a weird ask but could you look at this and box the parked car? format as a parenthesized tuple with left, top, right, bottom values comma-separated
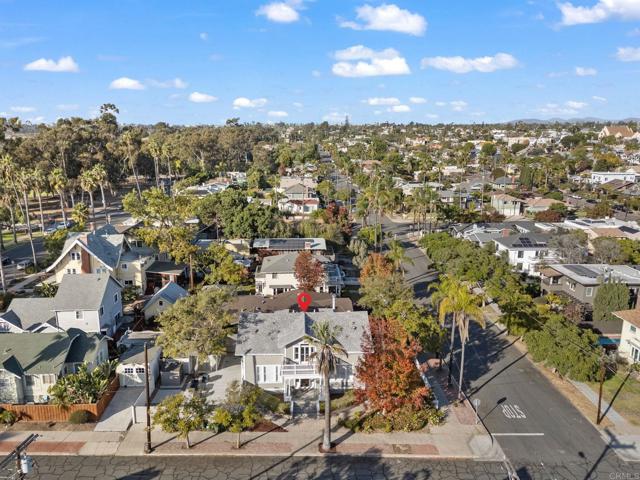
(16, 260, 34, 271)
(1, 257, 12, 266)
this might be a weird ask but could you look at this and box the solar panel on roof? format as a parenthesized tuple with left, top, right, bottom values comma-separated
(565, 265, 598, 278)
(620, 226, 640, 234)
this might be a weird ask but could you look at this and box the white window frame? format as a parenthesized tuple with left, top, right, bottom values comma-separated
(585, 287, 593, 297)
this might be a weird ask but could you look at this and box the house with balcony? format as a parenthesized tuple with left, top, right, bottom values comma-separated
(255, 252, 344, 296)
(252, 238, 328, 256)
(235, 310, 369, 401)
(493, 233, 557, 277)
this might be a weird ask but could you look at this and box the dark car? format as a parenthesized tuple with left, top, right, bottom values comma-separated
(1, 257, 12, 266)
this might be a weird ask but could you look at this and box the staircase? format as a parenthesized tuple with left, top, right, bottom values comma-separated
(291, 387, 320, 418)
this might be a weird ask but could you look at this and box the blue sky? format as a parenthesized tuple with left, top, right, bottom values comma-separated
(1, 0, 639, 125)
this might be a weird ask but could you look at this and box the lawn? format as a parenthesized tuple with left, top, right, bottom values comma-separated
(588, 370, 640, 426)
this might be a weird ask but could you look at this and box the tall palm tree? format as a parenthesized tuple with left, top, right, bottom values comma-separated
(16, 169, 38, 267)
(386, 239, 414, 276)
(91, 164, 110, 224)
(452, 288, 485, 400)
(432, 275, 464, 386)
(304, 321, 346, 452)
(50, 168, 68, 226)
(31, 167, 48, 234)
(80, 168, 98, 230)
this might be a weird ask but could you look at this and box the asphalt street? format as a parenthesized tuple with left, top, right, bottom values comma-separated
(375, 217, 635, 479)
(21, 456, 513, 480)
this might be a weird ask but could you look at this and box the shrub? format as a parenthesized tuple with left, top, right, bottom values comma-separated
(68, 410, 91, 424)
(0, 409, 17, 426)
(340, 404, 443, 433)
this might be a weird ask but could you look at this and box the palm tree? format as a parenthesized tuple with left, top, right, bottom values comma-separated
(31, 167, 48, 234)
(452, 288, 484, 400)
(80, 169, 98, 230)
(432, 275, 464, 387)
(91, 164, 110, 223)
(50, 168, 69, 226)
(304, 321, 347, 452)
(386, 239, 414, 276)
(16, 168, 38, 267)
(120, 129, 143, 198)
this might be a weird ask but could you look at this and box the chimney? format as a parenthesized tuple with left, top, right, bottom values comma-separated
(332, 294, 336, 311)
(501, 228, 511, 237)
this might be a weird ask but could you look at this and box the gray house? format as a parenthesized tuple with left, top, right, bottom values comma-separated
(235, 311, 369, 401)
(540, 264, 640, 308)
(0, 330, 108, 404)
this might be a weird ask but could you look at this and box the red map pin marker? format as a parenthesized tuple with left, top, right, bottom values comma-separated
(297, 292, 312, 312)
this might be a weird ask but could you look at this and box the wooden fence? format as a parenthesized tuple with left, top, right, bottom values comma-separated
(0, 377, 120, 423)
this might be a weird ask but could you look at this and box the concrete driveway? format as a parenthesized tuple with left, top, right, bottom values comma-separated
(94, 386, 143, 432)
(205, 356, 242, 403)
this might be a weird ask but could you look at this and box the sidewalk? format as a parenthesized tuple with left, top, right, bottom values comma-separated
(571, 380, 640, 462)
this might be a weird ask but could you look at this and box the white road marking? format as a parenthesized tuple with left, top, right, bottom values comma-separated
(502, 404, 526, 419)
(493, 433, 545, 436)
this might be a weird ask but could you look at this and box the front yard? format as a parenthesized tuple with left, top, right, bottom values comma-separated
(587, 370, 640, 426)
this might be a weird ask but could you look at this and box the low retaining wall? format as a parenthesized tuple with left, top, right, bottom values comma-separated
(0, 377, 120, 422)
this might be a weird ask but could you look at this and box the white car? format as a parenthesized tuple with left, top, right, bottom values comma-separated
(15, 260, 34, 271)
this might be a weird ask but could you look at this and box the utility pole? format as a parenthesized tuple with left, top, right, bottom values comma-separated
(144, 343, 153, 454)
(596, 356, 606, 425)
(0, 434, 38, 479)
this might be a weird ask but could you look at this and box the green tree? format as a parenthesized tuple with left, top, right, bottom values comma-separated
(153, 393, 212, 448)
(385, 239, 414, 276)
(593, 281, 630, 322)
(304, 321, 347, 452)
(44, 228, 68, 264)
(212, 381, 262, 449)
(524, 315, 602, 381)
(202, 244, 247, 285)
(157, 287, 233, 362)
(71, 202, 89, 229)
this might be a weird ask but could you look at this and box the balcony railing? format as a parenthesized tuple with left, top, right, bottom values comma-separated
(281, 363, 319, 378)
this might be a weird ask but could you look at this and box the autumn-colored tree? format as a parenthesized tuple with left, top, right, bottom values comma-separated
(294, 251, 325, 291)
(359, 253, 393, 283)
(355, 317, 429, 414)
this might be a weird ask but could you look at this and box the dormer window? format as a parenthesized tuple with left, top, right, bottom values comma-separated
(70, 252, 80, 261)
(121, 263, 128, 270)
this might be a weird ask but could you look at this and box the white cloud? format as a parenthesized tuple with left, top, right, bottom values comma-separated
(56, 104, 79, 111)
(339, 4, 427, 36)
(199, 32, 209, 41)
(10, 106, 35, 113)
(28, 116, 45, 123)
(592, 95, 607, 101)
(435, 101, 447, 107)
(536, 100, 588, 115)
(575, 66, 597, 76)
(409, 96, 427, 104)
(425, 113, 439, 119)
(311, 70, 321, 77)
(559, 0, 640, 26)
(149, 78, 188, 89)
(268, 110, 289, 118)
(293, 102, 304, 108)
(450, 100, 468, 111)
(566, 100, 588, 109)
(365, 97, 400, 106)
(233, 97, 268, 109)
(629, 27, 640, 36)
(322, 111, 349, 123)
(616, 46, 640, 61)
(332, 45, 410, 77)
(388, 104, 410, 113)
(421, 53, 518, 73)
(109, 77, 146, 90)
(189, 91, 217, 103)
(24, 56, 79, 72)
(256, 1, 302, 23)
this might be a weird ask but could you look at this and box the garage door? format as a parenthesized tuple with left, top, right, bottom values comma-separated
(121, 367, 144, 386)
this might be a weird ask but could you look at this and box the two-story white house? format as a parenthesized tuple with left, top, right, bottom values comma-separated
(491, 194, 524, 217)
(52, 274, 123, 336)
(613, 310, 640, 364)
(46, 224, 156, 293)
(590, 171, 640, 185)
(255, 252, 344, 296)
(493, 233, 557, 277)
(235, 310, 369, 401)
(0, 274, 123, 336)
